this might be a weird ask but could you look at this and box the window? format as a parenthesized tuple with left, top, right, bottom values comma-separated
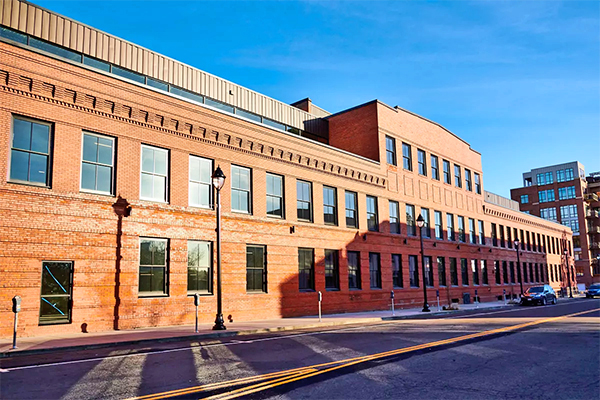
(538, 189, 555, 203)
(10, 116, 52, 186)
(323, 186, 337, 225)
(481, 260, 488, 285)
(406, 204, 416, 236)
(507, 227, 512, 248)
(421, 208, 431, 238)
(458, 216, 465, 242)
(491, 223, 498, 246)
(246, 245, 266, 292)
(465, 169, 472, 191)
(520, 230, 525, 249)
(141, 145, 168, 202)
(443, 160, 451, 184)
(536, 172, 553, 185)
(298, 248, 314, 290)
(266, 173, 284, 218)
(435, 211, 443, 240)
(369, 253, 381, 289)
(437, 257, 446, 286)
(540, 207, 557, 222)
(478, 221, 485, 245)
(450, 258, 458, 286)
(503, 261, 508, 284)
(189, 155, 212, 208)
(454, 165, 462, 188)
(557, 170, 565, 183)
(386, 136, 396, 165)
(392, 254, 403, 288)
(231, 165, 252, 213)
(188, 241, 211, 293)
(558, 186, 576, 200)
(510, 262, 515, 283)
(366, 196, 379, 232)
(348, 251, 361, 289)
(409, 255, 419, 287)
(431, 155, 440, 180)
(565, 168, 574, 181)
(560, 204, 579, 232)
(474, 173, 481, 194)
(424, 256, 434, 287)
(545, 172, 554, 184)
(471, 259, 479, 285)
(418, 149, 427, 176)
(139, 238, 168, 295)
(389, 201, 400, 234)
(345, 191, 358, 228)
(325, 250, 339, 290)
(523, 262, 528, 283)
(535, 263, 540, 282)
(297, 180, 312, 221)
(520, 195, 529, 204)
(39, 261, 73, 324)
(402, 143, 412, 171)
(461, 258, 469, 285)
(447, 213, 455, 241)
(469, 218, 476, 244)
(80, 132, 115, 194)
(499, 224, 505, 247)
(494, 260, 501, 285)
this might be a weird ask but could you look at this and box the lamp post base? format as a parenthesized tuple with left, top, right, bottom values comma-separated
(213, 314, 226, 330)
(422, 304, 431, 312)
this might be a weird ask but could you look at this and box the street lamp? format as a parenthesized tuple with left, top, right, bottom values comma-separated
(416, 214, 430, 312)
(564, 249, 573, 298)
(514, 239, 524, 296)
(212, 166, 226, 331)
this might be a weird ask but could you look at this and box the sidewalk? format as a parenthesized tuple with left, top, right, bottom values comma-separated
(0, 298, 574, 358)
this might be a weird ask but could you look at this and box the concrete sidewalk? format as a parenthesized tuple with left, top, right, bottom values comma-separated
(0, 299, 527, 358)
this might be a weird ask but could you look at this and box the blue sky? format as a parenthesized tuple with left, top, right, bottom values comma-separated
(36, 0, 600, 197)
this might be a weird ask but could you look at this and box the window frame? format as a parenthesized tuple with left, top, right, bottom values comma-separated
(345, 190, 359, 229)
(246, 245, 267, 293)
(406, 204, 416, 236)
(389, 200, 400, 234)
(324, 249, 340, 290)
(409, 255, 419, 288)
(434, 210, 443, 240)
(347, 251, 361, 290)
(9, 115, 53, 188)
(385, 136, 397, 166)
(474, 173, 481, 194)
(139, 237, 169, 297)
(431, 155, 440, 180)
(392, 254, 403, 288)
(187, 240, 212, 294)
(402, 142, 412, 171)
(231, 165, 252, 214)
(417, 149, 427, 176)
(465, 169, 472, 191)
(366, 195, 379, 232)
(296, 180, 313, 222)
(323, 186, 338, 226)
(369, 252, 382, 289)
(266, 172, 285, 218)
(140, 144, 169, 203)
(189, 155, 213, 209)
(298, 248, 315, 291)
(437, 256, 447, 287)
(454, 164, 462, 188)
(443, 160, 451, 184)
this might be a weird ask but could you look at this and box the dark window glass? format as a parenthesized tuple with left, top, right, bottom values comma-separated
(469, 218, 476, 244)
(231, 165, 252, 213)
(471, 259, 479, 285)
(431, 155, 440, 180)
(491, 223, 498, 246)
(29, 37, 82, 62)
(297, 180, 312, 221)
(443, 160, 451, 184)
(188, 241, 211, 292)
(465, 169, 472, 191)
(478, 221, 485, 245)
(389, 201, 400, 234)
(450, 258, 458, 286)
(323, 186, 337, 225)
(348, 251, 361, 289)
(421, 208, 431, 238)
(112, 65, 145, 83)
(458, 216, 465, 242)
(406, 204, 416, 236)
(205, 97, 234, 113)
(437, 257, 446, 286)
(447, 213, 455, 241)
(418, 149, 427, 176)
(502, 261, 508, 284)
(236, 108, 262, 123)
(366, 196, 378, 232)
(474, 173, 481, 194)
(369, 253, 381, 289)
(266, 173, 284, 218)
(139, 238, 168, 295)
(461, 258, 469, 286)
(298, 248, 314, 291)
(454, 165, 462, 188)
(325, 250, 339, 290)
(170, 86, 204, 103)
(147, 77, 170, 91)
(10, 117, 51, 185)
(494, 261, 501, 285)
(424, 256, 434, 287)
(386, 136, 396, 166)
(81, 133, 114, 194)
(40, 261, 73, 324)
(510, 261, 516, 283)
(0, 26, 28, 44)
(246, 245, 266, 292)
(507, 228, 513, 248)
(435, 211, 443, 240)
(409, 255, 419, 287)
(263, 118, 286, 131)
(402, 143, 412, 171)
(482, 260, 489, 285)
(83, 56, 111, 72)
(392, 254, 403, 288)
(345, 191, 358, 228)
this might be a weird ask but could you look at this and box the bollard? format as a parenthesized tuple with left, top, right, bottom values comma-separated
(503, 289, 507, 305)
(436, 289, 441, 311)
(12, 295, 21, 349)
(390, 291, 395, 316)
(318, 291, 322, 322)
(193, 293, 200, 333)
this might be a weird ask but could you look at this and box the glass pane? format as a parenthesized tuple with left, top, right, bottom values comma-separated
(239, 169, 249, 189)
(188, 241, 199, 267)
(198, 184, 210, 207)
(97, 138, 113, 165)
(29, 153, 48, 184)
(82, 134, 98, 162)
(41, 262, 71, 295)
(0, 26, 28, 44)
(10, 150, 29, 181)
(139, 266, 152, 292)
(153, 175, 166, 201)
(142, 148, 154, 172)
(112, 65, 145, 83)
(239, 191, 249, 212)
(13, 119, 31, 150)
(141, 173, 153, 199)
(151, 267, 165, 292)
(232, 167, 240, 189)
(189, 157, 200, 182)
(29, 37, 82, 62)
(199, 158, 212, 183)
(31, 123, 50, 153)
(154, 150, 167, 175)
(140, 241, 152, 265)
(231, 190, 240, 211)
(197, 268, 209, 291)
(189, 182, 200, 206)
(188, 268, 199, 291)
(40, 297, 69, 320)
(147, 77, 169, 91)
(83, 56, 111, 72)
(96, 165, 112, 193)
(152, 241, 166, 266)
(81, 163, 97, 191)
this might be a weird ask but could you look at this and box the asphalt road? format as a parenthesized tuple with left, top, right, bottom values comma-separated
(1, 299, 598, 400)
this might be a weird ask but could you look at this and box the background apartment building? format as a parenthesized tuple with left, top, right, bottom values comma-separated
(0, 0, 573, 338)
(511, 162, 600, 287)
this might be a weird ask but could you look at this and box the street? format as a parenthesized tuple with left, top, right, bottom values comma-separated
(1, 299, 599, 400)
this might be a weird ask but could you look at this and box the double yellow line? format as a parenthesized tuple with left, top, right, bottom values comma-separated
(131, 308, 599, 400)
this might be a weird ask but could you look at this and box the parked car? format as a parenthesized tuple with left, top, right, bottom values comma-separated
(521, 285, 557, 306)
(585, 284, 600, 298)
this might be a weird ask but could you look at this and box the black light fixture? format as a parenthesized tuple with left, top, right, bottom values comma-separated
(416, 214, 430, 312)
(514, 239, 524, 296)
(212, 166, 226, 331)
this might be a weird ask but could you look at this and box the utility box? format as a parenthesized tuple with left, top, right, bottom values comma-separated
(462, 292, 471, 304)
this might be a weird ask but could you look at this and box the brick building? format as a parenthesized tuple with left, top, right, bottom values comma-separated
(0, 0, 574, 338)
(511, 162, 599, 287)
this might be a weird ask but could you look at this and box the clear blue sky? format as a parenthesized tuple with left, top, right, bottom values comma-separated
(35, 0, 600, 198)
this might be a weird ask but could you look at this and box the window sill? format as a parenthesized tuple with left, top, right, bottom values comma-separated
(326, 288, 340, 291)
(189, 204, 214, 211)
(246, 290, 268, 294)
(140, 198, 169, 204)
(8, 180, 50, 189)
(299, 289, 315, 293)
(349, 287, 362, 291)
(370, 287, 382, 290)
(80, 189, 115, 197)
(187, 291, 212, 296)
(138, 293, 169, 298)
(393, 286, 403, 290)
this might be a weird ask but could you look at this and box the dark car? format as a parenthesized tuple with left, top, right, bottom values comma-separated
(585, 284, 600, 298)
(521, 285, 557, 306)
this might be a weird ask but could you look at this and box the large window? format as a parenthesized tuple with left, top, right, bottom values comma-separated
(189, 155, 212, 208)
(231, 165, 252, 213)
(39, 261, 73, 324)
(447, 213, 455, 241)
(406, 204, 416, 236)
(345, 191, 358, 228)
(435, 211, 443, 240)
(297, 180, 312, 221)
(139, 238, 168, 295)
(540, 207, 557, 222)
(478, 221, 485, 245)
(461, 258, 469, 286)
(188, 241, 211, 293)
(418, 149, 427, 176)
(431, 155, 440, 180)
(424, 256, 433, 287)
(324, 250, 339, 290)
(494, 260, 501, 285)
(386, 136, 396, 166)
(369, 253, 382, 289)
(10, 116, 52, 186)
(558, 186, 576, 200)
(565, 168, 574, 181)
(536, 172, 553, 185)
(141, 145, 168, 202)
(266, 173, 284, 218)
(392, 254, 403, 288)
(348, 251, 361, 289)
(538, 189, 555, 203)
(471, 259, 479, 285)
(469, 218, 476, 244)
(457, 216, 466, 242)
(481, 260, 488, 285)
(474, 173, 481, 194)
(402, 143, 412, 171)
(443, 160, 451, 184)
(560, 204, 579, 232)
(450, 258, 458, 286)
(409, 255, 419, 288)
(389, 201, 400, 234)
(366, 196, 379, 232)
(465, 169, 472, 191)
(491, 223, 498, 246)
(421, 208, 431, 238)
(81, 132, 114, 194)
(510, 261, 515, 284)
(323, 186, 338, 225)
(437, 257, 446, 286)
(499, 224, 505, 247)
(246, 245, 266, 292)
(503, 261, 508, 284)
(298, 248, 314, 290)
(520, 195, 529, 204)
(454, 165, 462, 188)
(557, 169, 565, 182)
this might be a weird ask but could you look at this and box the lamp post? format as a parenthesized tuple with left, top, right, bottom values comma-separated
(212, 166, 226, 331)
(416, 214, 430, 312)
(564, 249, 573, 298)
(514, 240, 524, 296)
